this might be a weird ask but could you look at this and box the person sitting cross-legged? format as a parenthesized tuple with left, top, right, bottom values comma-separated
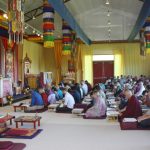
(56, 87, 75, 113)
(27, 89, 44, 111)
(119, 89, 142, 120)
(85, 90, 107, 118)
(138, 110, 150, 128)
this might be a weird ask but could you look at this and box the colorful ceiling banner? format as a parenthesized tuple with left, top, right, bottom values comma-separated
(62, 20, 72, 55)
(144, 17, 150, 54)
(7, 0, 25, 44)
(43, 0, 55, 48)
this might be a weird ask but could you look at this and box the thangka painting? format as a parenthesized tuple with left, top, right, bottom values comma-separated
(5, 51, 14, 80)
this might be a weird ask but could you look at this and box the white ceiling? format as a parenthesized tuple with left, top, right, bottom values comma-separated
(0, 0, 143, 41)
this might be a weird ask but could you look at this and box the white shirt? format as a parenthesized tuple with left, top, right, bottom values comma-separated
(80, 88, 84, 99)
(82, 83, 88, 95)
(48, 93, 56, 104)
(64, 92, 75, 109)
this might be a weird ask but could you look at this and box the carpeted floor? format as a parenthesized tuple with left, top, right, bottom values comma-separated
(0, 101, 150, 150)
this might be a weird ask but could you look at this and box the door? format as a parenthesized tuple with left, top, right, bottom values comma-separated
(93, 61, 114, 85)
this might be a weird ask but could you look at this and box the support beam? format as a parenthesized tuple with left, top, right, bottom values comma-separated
(25, 6, 43, 22)
(48, 0, 91, 45)
(128, 0, 150, 41)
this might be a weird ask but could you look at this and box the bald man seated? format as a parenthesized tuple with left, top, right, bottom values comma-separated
(119, 89, 142, 120)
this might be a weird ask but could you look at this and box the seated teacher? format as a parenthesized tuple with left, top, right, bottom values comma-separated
(119, 89, 142, 119)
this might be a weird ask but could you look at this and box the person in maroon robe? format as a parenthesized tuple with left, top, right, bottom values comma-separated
(119, 89, 142, 119)
(39, 88, 49, 107)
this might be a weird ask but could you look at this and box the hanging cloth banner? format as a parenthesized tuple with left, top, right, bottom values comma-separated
(62, 20, 73, 55)
(43, 0, 55, 48)
(7, 0, 25, 44)
(144, 17, 150, 53)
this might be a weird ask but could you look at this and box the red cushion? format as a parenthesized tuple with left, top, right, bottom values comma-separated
(5, 129, 29, 136)
(0, 141, 13, 149)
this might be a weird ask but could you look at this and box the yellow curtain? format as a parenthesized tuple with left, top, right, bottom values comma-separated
(54, 40, 62, 85)
(74, 46, 82, 83)
(80, 44, 93, 85)
(114, 49, 125, 77)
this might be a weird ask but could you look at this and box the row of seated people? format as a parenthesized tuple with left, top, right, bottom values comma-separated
(26, 80, 107, 118)
(26, 80, 92, 112)
(107, 75, 150, 128)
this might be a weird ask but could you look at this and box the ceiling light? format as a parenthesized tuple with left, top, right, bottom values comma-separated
(37, 33, 40, 36)
(41, 35, 43, 38)
(108, 20, 111, 25)
(107, 11, 110, 17)
(33, 29, 35, 33)
(108, 28, 111, 32)
(3, 13, 8, 19)
(106, 0, 110, 5)
(32, 16, 36, 20)
(25, 26, 28, 29)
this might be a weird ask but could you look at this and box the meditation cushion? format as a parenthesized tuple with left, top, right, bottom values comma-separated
(4, 129, 29, 136)
(72, 108, 84, 114)
(0, 141, 14, 149)
(121, 118, 137, 130)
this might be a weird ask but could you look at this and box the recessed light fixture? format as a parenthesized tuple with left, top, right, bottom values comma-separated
(32, 16, 36, 20)
(106, 0, 110, 5)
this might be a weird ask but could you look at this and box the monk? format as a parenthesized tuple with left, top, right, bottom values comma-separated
(119, 89, 142, 119)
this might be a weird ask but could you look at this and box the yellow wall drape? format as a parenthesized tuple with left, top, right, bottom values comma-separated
(54, 40, 62, 85)
(80, 44, 93, 85)
(75, 44, 82, 83)
(80, 43, 150, 77)
(114, 49, 124, 77)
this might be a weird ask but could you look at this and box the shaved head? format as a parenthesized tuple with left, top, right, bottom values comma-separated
(124, 89, 133, 100)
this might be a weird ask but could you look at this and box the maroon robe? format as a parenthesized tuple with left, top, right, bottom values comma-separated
(41, 93, 48, 106)
(121, 95, 142, 119)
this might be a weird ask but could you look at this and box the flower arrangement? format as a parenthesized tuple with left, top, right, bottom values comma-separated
(6, 94, 13, 105)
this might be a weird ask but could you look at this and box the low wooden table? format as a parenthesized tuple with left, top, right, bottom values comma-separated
(13, 105, 28, 112)
(14, 116, 42, 129)
(0, 115, 14, 126)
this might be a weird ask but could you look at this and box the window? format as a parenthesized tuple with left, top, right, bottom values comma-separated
(93, 55, 114, 61)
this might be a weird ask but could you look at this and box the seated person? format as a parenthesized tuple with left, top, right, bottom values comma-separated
(68, 86, 81, 104)
(119, 89, 142, 119)
(85, 80, 92, 93)
(142, 89, 150, 107)
(114, 82, 122, 97)
(39, 88, 49, 107)
(56, 86, 64, 100)
(27, 89, 44, 111)
(85, 90, 107, 118)
(81, 80, 88, 96)
(134, 81, 145, 98)
(138, 110, 150, 128)
(48, 88, 57, 104)
(56, 87, 75, 113)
